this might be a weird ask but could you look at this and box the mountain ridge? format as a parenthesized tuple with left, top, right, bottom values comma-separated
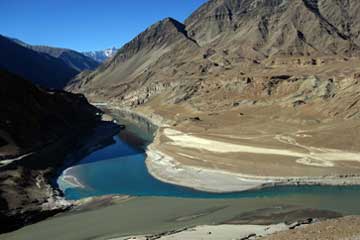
(0, 35, 101, 88)
(11, 38, 100, 72)
(0, 35, 78, 89)
(28, 45, 100, 72)
(67, 17, 199, 98)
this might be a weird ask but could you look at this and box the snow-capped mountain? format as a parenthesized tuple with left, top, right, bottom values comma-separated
(83, 47, 117, 63)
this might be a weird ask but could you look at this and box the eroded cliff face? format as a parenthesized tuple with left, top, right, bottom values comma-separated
(68, 0, 360, 121)
(185, 0, 360, 54)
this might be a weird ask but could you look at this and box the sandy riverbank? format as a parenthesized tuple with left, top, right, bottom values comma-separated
(94, 105, 360, 193)
(146, 134, 360, 193)
(116, 105, 360, 193)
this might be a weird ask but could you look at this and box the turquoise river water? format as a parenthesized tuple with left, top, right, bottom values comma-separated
(56, 110, 360, 214)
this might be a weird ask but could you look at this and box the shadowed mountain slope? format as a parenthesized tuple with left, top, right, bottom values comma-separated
(28, 45, 100, 72)
(1, 35, 100, 88)
(0, 69, 100, 156)
(0, 35, 78, 89)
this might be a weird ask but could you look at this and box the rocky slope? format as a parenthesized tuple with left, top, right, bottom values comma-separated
(0, 35, 80, 89)
(0, 69, 118, 232)
(83, 47, 118, 62)
(68, 17, 199, 101)
(185, 0, 360, 55)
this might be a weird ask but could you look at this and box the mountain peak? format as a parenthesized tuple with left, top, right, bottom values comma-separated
(145, 17, 187, 37)
(112, 17, 195, 64)
(162, 17, 178, 23)
(83, 47, 118, 62)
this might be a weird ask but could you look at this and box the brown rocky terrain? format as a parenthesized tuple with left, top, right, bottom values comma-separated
(262, 216, 360, 240)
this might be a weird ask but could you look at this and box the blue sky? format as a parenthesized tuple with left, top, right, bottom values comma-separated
(0, 0, 207, 52)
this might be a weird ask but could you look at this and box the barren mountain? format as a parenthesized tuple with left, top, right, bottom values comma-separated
(68, 0, 360, 189)
(69, 0, 360, 117)
(185, 0, 360, 56)
(68, 17, 199, 100)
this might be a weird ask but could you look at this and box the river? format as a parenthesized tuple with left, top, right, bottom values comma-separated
(57, 110, 360, 214)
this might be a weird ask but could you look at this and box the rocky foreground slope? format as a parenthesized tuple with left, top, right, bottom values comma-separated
(0, 69, 101, 157)
(0, 69, 118, 232)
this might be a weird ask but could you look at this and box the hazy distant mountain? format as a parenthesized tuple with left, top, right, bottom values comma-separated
(83, 47, 117, 62)
(0, 35, 100, 88)
(28, 45, 100, 72)
(11, 38, 100, 72)
(0, 35, 78, 89)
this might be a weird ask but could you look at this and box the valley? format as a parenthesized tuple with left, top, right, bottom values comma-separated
(1, 0, 360, 239)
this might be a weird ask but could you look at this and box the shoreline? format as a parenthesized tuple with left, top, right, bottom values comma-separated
(145, 138, 360, 193)
(0, 119, 123, 234)
(106, 107, 360, 193)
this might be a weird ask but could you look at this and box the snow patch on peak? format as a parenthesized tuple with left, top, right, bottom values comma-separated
(83, 47, 118, 63)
